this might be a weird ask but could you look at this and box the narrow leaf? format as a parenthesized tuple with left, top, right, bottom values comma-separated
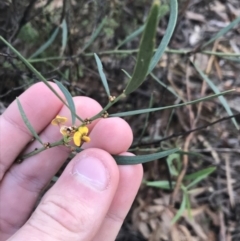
(137, 93, 154, 142)
(167, 153, 181, 176)
(61, 19, 68, 55)
(186, 167, 216, 189)
(116, 4, 169, 49)
(148, 0, 178, 74)
(0, 36, 83, 122)
(192, 61, 239, 130)
(29, 27, 59, 59)
(145, 180, 176, 190)
(150, 72, 179, 98)
(16, 98, 43, 145)
(113, 148, 179, 165)
(53, 80, 76, 125)
(110, 90, 234, 117)
(82, 17, 107, 52)
(94, 53, 110, 96)
(121, 69, 132, 79)
(124, 0, 160, 95)
(171, 192, 187, 224)
(202, 15, 240, 49)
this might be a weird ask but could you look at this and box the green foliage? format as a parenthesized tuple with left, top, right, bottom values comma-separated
(16, 98, 43, 145)
(18, 23, 39, 43)
(103, 18, 119, 38)
(53, 80, 77, 125)
(94, 53, 110, 96)
(0, 0, 237, 200)
(124, 0, 160, 95)
(146, 153, 216, 223)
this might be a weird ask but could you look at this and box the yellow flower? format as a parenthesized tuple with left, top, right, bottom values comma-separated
(73, 126, 91, 146)
(51, 115, 68, 125)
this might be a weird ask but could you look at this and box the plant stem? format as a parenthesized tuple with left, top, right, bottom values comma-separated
(19, 139, 64, 160)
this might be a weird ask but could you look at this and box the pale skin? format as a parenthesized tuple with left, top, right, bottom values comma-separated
(0, 82, 143, 241)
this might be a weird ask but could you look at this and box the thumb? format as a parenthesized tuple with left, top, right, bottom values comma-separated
(9, 148, 119, 241)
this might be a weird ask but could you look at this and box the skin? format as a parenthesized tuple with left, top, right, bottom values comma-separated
(0, 82, 143, 241)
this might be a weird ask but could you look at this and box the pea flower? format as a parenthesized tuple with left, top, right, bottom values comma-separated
(51, 115, 68, 125)
(73, 126, 90, 146)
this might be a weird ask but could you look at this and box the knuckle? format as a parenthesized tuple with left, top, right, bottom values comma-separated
(106, 211, 124, 225)
(37, 194, 94, 235)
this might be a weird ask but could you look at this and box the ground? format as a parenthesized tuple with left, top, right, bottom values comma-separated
(0, 0, 240, 240)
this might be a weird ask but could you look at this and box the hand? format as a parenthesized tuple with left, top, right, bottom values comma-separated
(0, 82, 143, 241)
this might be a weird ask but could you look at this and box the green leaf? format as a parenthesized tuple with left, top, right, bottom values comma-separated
(29, 27, 60, 59)
(94, 53, 110, 96)
(110, 90, 234, 117)
(53, 80, 76, 125)
(145, 180, 176, 190)
(82, 17, 107, 52)
(185, 193, 192, 219)
(0, 36, 83, 123)
(202, 15, 240, 49)
(185, 167, 216, 190)
(192, 61, 239, 130)
(148, 0, 178, 74)
(166, 153, 181, 176)
(116, 4, 169, 50)
(171, 191, 187, 224)
(124, 0, 160, 95)
(113, 148, 179, 165)
(138, 93, 154, 142)
(121, 69, 132, 79)
(61, 19, 68, 55)
(150, 72, 179, 98)
(16, 98, 43, 145)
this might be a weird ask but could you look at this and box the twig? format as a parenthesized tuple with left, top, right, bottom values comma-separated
(131, 113, 240, 147)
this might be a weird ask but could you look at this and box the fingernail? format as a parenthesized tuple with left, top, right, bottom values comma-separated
(72, 155, 109, 190)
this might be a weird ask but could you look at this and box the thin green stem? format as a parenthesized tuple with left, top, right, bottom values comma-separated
(13, 49, 239, 64)
(89, 94, 125, 121)
(19, 139, 64, 160)
(0, 36, 83, 123)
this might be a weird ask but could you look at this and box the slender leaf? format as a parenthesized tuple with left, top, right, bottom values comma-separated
(29, 27, 60, 59)
(16, 98, 43, 145)
(110, 90, 234, 117)
(124, 0, 160, 95)
(202, 15, 240, 49)
(0, 36, 83, 122)
(82, 17, 107, 52)
(113, 148, 179, 165)
(166, 153, 181, 176)
(171, 192, 187, 224)
(192, 61, 239, 130)
(116, 4, 169, 49)
(145, 180, 176, 190)
(53, 80, 76, 125)
(61, 19, 68, 55)
(148, 0, 178, 74)
(185, 193, 192, 219)
(138, 93, 154, 142)
(118, 26, 145, 50)
(186, 167, 216, 190)
(121, 69, 132, 79)
(94, 53, 110, 96)
(150, 72, 179, 98)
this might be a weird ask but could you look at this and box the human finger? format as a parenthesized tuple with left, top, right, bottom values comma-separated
(0, 82, 64, 180)
(0, 96, 102, 239)
(83, 117, 133, 155)
(92, 153, 143, 241)
(8, 148, 119, 241)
